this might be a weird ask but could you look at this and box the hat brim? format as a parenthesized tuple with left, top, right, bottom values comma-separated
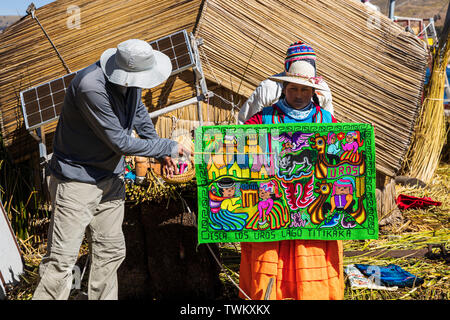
(100, 48, 172, 89)
(269, 72, 329, 92)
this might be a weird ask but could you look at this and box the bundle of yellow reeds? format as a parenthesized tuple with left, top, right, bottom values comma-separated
(403, 12, 450, 183)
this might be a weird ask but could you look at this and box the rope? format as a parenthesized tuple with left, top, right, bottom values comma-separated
(236, 31, 261, 97)
(211, 92, 241, 125)
(198, 41, 243, 125)
(213, 92, 236, 107)
(29, 8, 71, 74)
(177, 192, 252, 300)
(199, 45, 222, 86)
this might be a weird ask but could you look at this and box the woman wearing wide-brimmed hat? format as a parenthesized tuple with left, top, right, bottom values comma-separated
(239, 43, 344, 300)
(238, 41, 334, 124)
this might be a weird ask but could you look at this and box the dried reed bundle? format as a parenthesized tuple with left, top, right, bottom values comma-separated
(403, 37, 449, 183)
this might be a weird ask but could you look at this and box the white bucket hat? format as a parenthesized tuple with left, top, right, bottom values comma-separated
(100, 39, 172, 89)
(269, 60, 329, 92)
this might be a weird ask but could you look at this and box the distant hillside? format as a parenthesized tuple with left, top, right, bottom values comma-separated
(371, 0, 448, 27)
(0, 15, 21, 33)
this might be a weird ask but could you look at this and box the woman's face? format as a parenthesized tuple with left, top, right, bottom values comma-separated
(283, 83, 314, 110)
(259, 188, 272, 200)
(222, 187, 235, 198)
(335, 186, 351, 195)
(346, 134, 354, 143)
(330, 136, 336, 144)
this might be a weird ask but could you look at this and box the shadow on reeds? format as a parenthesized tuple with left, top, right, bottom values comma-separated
(0, 134, 50, 246)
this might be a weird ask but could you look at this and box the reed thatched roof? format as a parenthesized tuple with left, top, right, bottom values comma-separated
(0, 0, 428, 178)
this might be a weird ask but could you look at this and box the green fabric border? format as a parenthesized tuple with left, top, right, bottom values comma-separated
(195, 123, 378, 244)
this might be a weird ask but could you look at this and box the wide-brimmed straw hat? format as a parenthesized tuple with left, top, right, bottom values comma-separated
(270, 60, 329, 91)
(100, 39, 172, 89)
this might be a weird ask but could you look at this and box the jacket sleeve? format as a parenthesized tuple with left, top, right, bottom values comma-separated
(77, 89, 178, 158)
(238, 79, 281, 124)
(134, 100, 162, 139)
(134, 100, 179, 157)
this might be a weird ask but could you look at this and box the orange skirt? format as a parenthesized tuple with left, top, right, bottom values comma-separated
(239, 240, 344, 300)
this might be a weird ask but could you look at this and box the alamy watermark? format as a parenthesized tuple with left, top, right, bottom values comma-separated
(67, 5, 81, 29)
(169, 126, 285, 167)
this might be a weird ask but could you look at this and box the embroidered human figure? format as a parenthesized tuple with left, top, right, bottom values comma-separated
(209, 178, 248, 231)
(326, 132, 341, 165)
(340, 131, 363, 163)
(330, 177, 356, 214)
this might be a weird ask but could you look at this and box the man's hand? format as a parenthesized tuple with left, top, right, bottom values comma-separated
(162, 140, 193, 178)
(162, 156, 179, 178)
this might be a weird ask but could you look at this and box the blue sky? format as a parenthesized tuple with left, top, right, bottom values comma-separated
(0, 0, 55, 16)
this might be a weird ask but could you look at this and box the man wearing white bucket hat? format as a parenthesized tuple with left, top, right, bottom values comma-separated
(33, 39, 189, 300)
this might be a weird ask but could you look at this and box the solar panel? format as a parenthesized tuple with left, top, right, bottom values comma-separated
(20, 29, 195, 131)
(150, 29, 195, 74)
(20, 72, 77, 130)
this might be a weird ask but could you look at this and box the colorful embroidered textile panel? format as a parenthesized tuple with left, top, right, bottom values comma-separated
(195, 123, 378, 243)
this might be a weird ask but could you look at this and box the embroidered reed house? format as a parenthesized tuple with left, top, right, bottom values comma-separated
(206, 131, 275, 180)
(240, 183, 258, 208)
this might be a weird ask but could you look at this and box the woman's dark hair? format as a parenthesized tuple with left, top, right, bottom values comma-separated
(312, 92, 320, 107)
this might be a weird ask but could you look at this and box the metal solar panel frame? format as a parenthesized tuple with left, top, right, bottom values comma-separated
(150, 29, 196, 76)
(20, 71, 78, 131)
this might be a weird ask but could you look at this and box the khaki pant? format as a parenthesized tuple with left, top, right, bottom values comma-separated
(33, 175, 126, 300)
